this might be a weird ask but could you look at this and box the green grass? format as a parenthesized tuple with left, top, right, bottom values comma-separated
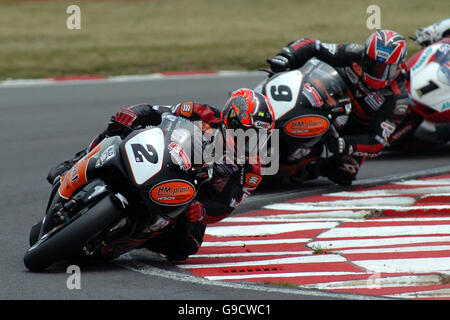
(0, 0, 448, 79)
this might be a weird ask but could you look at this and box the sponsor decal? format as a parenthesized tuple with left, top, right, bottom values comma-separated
(380, 121, 396, 140)
(254, 120, 270, 129)
(179, 101, 194, 117)
(376, 47, 392, 62)
(302, 83, 324, 107)
(364, 92, 385, 110)
(95, 145, 115, 168)
(393, 103, 408, 115)
(150, 180, 195, 206)
(284, 115, 330, 137)
(345, 67, 359, 84)
(168, 142, 191, 170)
(244, 173, 262, 187)
(352, 63, 363, 77)
(412, 47, 433, 72)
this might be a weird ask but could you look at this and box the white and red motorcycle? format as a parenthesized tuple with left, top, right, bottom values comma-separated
(389, 39, 450, 149)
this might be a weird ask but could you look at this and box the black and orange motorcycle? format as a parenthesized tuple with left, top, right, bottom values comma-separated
(24, 114, 212, 271)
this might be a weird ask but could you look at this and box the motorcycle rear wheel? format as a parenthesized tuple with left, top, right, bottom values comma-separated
(23, 195, 122, 272)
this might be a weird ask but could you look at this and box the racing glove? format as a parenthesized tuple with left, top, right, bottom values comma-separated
(327, 135, 353, 155)
(414, 18, 450, 47)
(185, 201, 205, 222)
(267, 46, 295, 73)
(106, 107, 142, 137)
(112, 108, 137, 129)
(415, 27, 437, 47)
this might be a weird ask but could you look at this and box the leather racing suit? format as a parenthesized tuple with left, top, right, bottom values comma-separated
(269, 38, 410, 185)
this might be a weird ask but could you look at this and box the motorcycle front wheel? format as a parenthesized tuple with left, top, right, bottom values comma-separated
(23, 194, 123, 272)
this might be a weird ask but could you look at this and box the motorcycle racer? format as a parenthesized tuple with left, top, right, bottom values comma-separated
(46, 88, 275, 261)
(267, 30, 409, 185)
(388, 18, 450, 149)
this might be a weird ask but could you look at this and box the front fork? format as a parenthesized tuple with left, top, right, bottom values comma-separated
(38, 180, 130, 247)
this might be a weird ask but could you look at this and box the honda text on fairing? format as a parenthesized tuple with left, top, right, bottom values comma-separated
(254, 58, 352, 183)
(24, 114, 212, 271)
(389, 40, 450, 148)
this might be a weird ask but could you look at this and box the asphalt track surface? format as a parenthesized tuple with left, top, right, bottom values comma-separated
(2, 72, 450, 301)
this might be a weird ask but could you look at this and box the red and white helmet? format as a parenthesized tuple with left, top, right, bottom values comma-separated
(362, 30, 407, 89)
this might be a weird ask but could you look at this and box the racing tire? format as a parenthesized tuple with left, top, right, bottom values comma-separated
(29, 220, 43, 247)
(23, 195, 122, 272)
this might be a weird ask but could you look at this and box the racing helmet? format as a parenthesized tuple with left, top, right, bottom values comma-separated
(220, 88, 275, 161)
(362, 30, 407, 89)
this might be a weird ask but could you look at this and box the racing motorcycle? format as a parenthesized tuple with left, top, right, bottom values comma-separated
(388, 40, 450, 149)
(24, 114, 212, 271)
(254, 58, 352, 183)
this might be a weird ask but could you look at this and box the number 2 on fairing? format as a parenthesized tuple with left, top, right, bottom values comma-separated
(124, 128, 165, 185)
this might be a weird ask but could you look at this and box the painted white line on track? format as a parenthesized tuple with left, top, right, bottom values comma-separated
(265, 203, 450, 212)
(316, 225, 450, 239)
(387, 287, 450, 299)
(301, 274, 446, 290)
(202, 238, 311, 247)
(189, 251, 314, 258)
(226, 211, 368, 221)
(205, 222, 340, 237)
(395, 179, 450, 185)
(225, 216, 450, 223)
(354, 257, 450, 273)
(328, 186, 450, 198)
(308, 235, 450, 249)
(333, 244, 450, 255)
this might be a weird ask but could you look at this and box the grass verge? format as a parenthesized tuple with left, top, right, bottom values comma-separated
(0, 0, 448, 79)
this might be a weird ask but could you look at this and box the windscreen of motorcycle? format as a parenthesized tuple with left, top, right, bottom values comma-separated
(298, 58, 348, 111)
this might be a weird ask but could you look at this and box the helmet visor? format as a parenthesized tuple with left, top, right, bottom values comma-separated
(362, 55, 400, 82)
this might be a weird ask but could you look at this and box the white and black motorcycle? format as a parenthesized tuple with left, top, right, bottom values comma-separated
(389, 40, 450, 148)
(254, 58, 352, 182)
